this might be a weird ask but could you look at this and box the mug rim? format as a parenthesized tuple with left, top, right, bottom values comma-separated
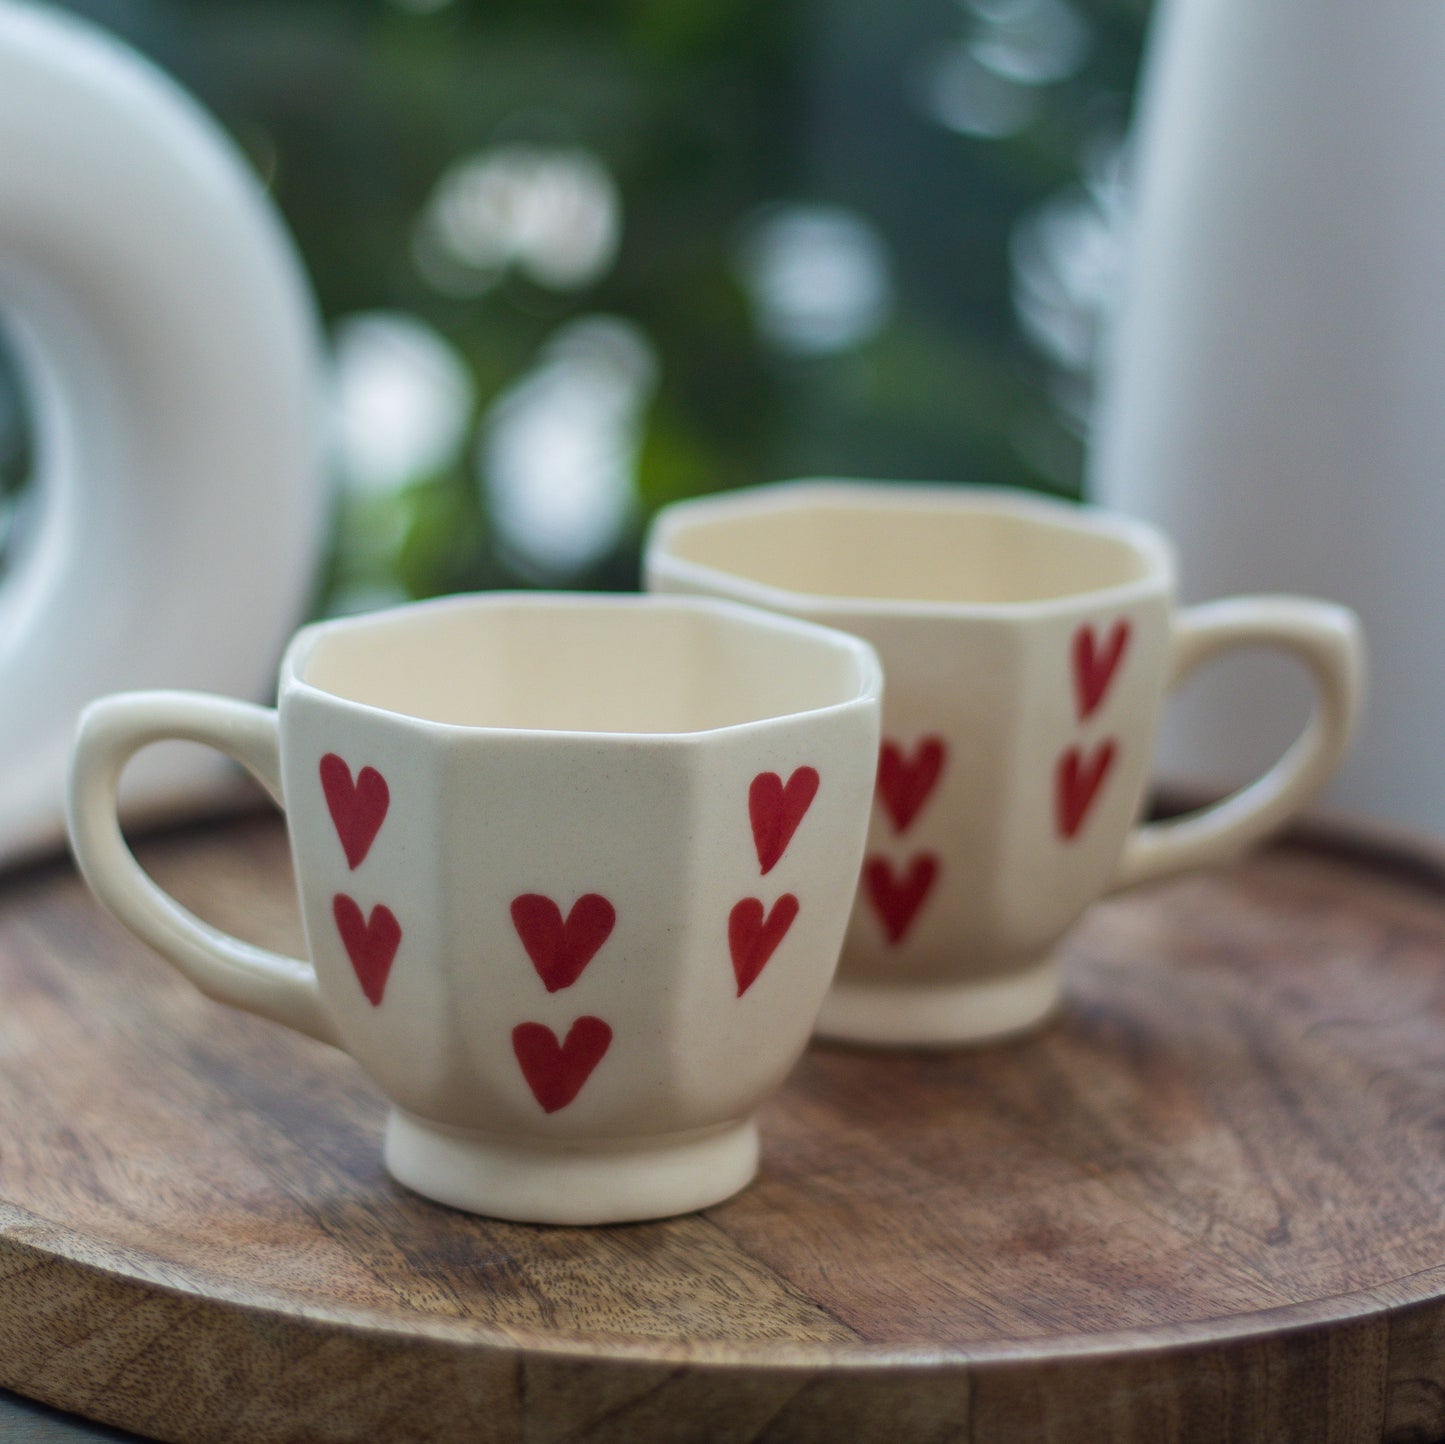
(279, 590, 883, 741)
(645, 478, 1178, 620)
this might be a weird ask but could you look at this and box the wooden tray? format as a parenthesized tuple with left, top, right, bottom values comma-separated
(2, 813, 1445, 1443)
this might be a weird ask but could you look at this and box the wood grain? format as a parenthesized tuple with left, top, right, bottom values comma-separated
(0, 813, 1444, 1441)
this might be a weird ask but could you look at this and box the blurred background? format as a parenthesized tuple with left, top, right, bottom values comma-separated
(0, 0, 1150, 615)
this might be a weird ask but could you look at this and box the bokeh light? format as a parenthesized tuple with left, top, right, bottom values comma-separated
(1011, 133, 1130, 426)
(917, 44, 1041, 140)
(968, 0, 1091, 86)
(414, 144, 622, 299)
(479, 316, 656, 579)
(735, 205, 894, 357)
(333, 312, 475, 497)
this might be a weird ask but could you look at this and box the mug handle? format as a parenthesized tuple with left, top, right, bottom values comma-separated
(1112, 596, 1364, 891)
(67, 691, 341, 1047)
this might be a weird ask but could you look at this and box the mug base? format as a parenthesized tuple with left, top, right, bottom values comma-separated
(814, 955, 1062, 1048)
(383, 1111, 761, 1225)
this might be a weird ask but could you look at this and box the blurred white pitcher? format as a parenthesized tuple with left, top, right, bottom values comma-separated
(1091, 0, 1445, 834)
(0, 2, 327, 864)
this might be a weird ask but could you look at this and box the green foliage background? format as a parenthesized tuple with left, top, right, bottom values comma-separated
(6, 0, 1153, 606)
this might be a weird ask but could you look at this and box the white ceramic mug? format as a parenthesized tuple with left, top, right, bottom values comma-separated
(646, 481, 1364, 1047)
(67, 593, 882, 1223)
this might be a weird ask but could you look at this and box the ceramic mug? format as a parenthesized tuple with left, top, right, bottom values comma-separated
(645, 481, 1364, 1047)
(67, 593, 882, 1224)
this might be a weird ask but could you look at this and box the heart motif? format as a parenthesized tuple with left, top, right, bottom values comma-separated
(749, 767, 820, 875)
(1072, 620, 1131, 721)
(728, 894, 800, 997)
(512, 1016, 613, 1114)
(332, 894, 401, 1006)
(863, 853, 939, 945)
(877, 736, 947, 834)
(510, 893, 616, 993)
(320, 753, 390, 870)
(1055, 740, 1118, 840)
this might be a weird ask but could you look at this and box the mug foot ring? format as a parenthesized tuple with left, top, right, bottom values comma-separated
(384, 1111, 760, 1224)
(814, 956, 1062, 1048)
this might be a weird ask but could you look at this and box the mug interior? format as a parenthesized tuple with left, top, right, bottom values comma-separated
(296, 596, 871, 733)
(658, 490, 1160, 606)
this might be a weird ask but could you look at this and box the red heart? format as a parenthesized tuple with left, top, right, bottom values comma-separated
(749, 767, 820, 875)
(1072, 619, 1131, 721)
(863, 853, 938, 945)
(512, 1016, 613, 1114)
(332, 894, 401, 1006)
(728, 894, 800, 997)
(320, 753, 390, 870)
(1055, 740, 1118, 840)
(510, 894, 616, 993)
(877, 736, 946, 834)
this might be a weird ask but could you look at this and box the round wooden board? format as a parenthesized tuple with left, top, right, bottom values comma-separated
(2, 815, 1445, 1443)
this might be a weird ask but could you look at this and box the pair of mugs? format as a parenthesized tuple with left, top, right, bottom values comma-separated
(67, 483, 1363, 1224)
